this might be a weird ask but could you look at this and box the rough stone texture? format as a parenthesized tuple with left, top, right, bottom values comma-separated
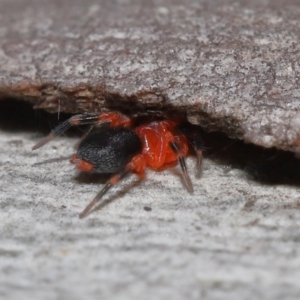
(1, 0, 300, 153)
(1, 100, 300, 300)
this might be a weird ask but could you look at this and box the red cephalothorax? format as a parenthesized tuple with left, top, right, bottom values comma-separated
(33, 112, 203, 218)
(136, 120, 189, 169)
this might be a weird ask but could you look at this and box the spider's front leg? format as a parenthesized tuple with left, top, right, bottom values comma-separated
(78, 167, 130, 218)
(175, 123, 204, 172)
(169, 140, 194, 193)
(32, 112, 132, 150)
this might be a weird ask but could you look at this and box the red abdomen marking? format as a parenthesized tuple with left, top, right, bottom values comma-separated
(70, 154, 94, 172)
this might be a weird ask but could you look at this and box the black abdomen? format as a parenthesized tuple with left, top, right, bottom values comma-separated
(77, 127, 142, 174)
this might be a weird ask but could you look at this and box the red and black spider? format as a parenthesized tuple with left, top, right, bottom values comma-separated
(32, 112, 203, 218)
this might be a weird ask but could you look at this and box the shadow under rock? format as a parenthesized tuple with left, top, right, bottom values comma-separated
(202, 130, 300, 186)
(0, 97, 72, 134)
(1, 97, 300, 186)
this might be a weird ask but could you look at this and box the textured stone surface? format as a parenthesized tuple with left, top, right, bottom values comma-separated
(1, 0, 300, 153)
(1, 100, 300, 300)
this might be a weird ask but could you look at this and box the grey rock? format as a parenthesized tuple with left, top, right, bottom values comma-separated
(1, 0, 300, 147)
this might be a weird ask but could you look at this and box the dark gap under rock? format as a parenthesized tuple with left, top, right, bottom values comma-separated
(1, 98, 300, 186)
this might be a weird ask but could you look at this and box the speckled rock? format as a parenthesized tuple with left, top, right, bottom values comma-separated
(1, 0, 300, 153)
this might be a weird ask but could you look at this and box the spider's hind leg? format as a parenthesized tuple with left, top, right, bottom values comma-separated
(79, 154, 146, 218)
(79, 168, 130, 218)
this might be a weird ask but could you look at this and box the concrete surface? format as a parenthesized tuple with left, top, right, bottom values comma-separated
(1, 0, 300, 152)
(1, 102, 300, 300)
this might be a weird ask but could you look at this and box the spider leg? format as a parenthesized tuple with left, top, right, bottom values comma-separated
(79, 168, 130, 218)
(32, 113, 101, 150)
(79, 154, 145, 218)
(32, 112, 132, 150)
(73, 124, 94, 149)
(190, 134, 204, 172)
(176, 124, 204, 172)
(169, 141, 194, 193)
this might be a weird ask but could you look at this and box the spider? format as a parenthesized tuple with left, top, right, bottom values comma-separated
(32, 112, 203, 218)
